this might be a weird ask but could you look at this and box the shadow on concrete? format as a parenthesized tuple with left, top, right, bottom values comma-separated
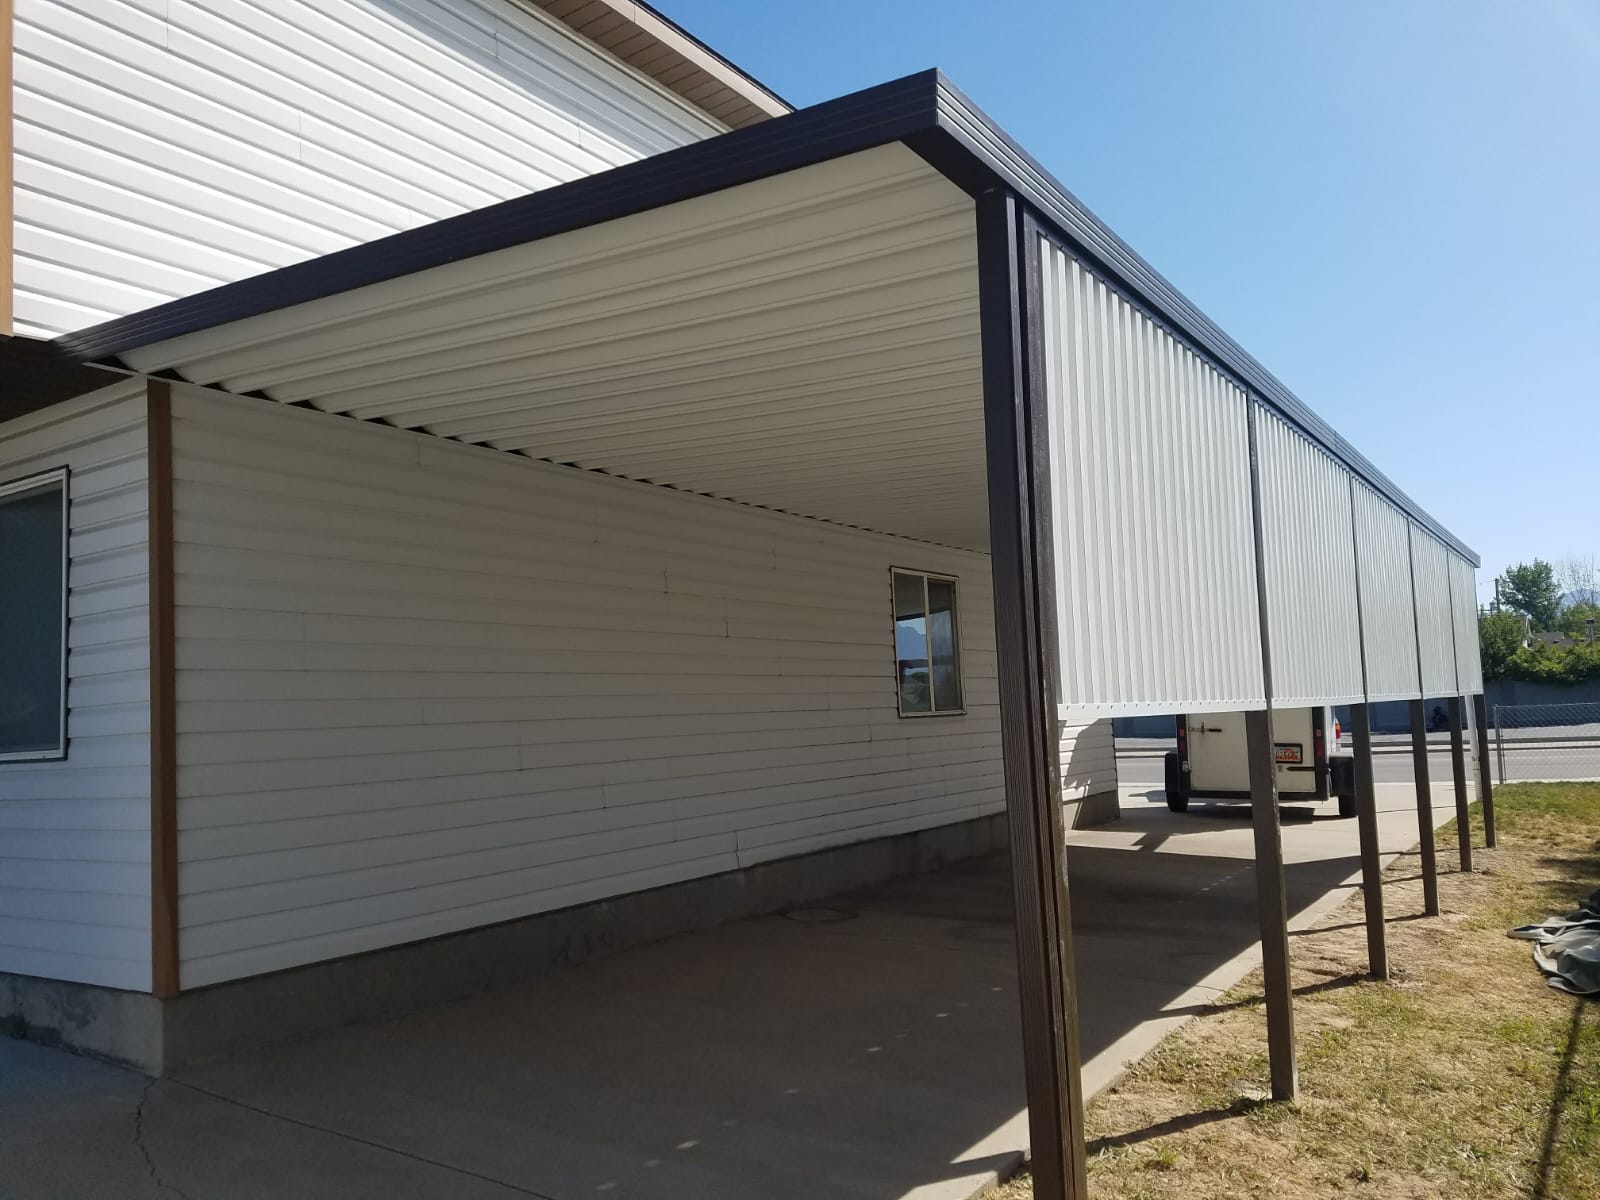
(8, 784, 1435, 1200)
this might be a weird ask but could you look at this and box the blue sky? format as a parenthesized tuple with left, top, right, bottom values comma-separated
(657, 0, 1600, 601)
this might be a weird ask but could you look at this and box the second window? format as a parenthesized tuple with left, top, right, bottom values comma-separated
(892, 569, 964, 716)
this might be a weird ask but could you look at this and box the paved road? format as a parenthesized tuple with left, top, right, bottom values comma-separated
(1117, 741, 1599, 787)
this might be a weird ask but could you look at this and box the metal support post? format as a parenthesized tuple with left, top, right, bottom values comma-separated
(1495, 706, 1506, 786)
(977, 188, 1087, 1200)
(1448, 695, 1472, 872)
(1409, 698, 1440, 916)
(1473, 693, 1496, 847)
(1350, 703, 1387, 980)
(1247, 708, 1298, 1100)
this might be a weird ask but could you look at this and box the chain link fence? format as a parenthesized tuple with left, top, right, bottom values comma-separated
(1492, 703, 1600, 783)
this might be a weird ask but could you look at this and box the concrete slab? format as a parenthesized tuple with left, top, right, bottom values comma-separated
(1, 779, 1455, 1200)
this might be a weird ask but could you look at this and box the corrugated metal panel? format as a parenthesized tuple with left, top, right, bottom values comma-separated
(11, 0, 723, 337)
(1039, 238, 1263, 717)
(120, 146, 988, 551)
(167, 388, 1003, 987)
(0, 381, 153, 991)
(1449, 553, 1484, 695)
(1351, 481, 1421, 702)
(1254, 405, 1364, 707)
(1410, 529, 1457, 697)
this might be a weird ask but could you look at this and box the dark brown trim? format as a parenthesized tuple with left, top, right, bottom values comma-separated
(0, 335, 123, 425)
(147, 379, 179, 998)
(1, 0, 14, 336)
(978, 187, 1086, 1200)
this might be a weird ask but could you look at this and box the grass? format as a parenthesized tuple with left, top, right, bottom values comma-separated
(987, 783, 1600, 1200)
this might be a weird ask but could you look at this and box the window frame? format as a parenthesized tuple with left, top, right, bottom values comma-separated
(0, 467, 71, 763)
(889, 567, 966, 718)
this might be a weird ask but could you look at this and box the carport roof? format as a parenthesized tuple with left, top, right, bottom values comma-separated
(55, 69, 1476, 564)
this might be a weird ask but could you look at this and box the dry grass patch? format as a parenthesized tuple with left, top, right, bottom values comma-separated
(989, 783, 1600, 1200)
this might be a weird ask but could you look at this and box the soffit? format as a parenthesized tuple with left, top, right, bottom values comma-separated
(120, 145, 989, 550)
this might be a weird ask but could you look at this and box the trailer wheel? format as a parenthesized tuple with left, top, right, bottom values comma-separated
(1164, 751, 1189, 813)
(1330, 757, 1357, 818)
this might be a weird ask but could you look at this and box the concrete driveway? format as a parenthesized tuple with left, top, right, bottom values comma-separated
(1, 780, 1456, 1200)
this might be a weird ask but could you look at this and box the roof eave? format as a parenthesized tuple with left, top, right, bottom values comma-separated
(53, 68, 1477, 565)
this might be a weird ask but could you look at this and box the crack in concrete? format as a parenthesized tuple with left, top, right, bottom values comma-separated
(133, 1078, 196, 1200)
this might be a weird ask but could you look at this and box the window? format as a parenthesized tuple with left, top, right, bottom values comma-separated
(0, 470, 69, 761)
(891, 569, 964, 716)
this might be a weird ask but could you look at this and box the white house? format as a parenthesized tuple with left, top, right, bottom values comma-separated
(1, 5, 1481, 1193)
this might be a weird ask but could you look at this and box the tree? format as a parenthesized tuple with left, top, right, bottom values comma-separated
(1556, 554, 1599, 605)
(1558, 599, 1600, 641)
(1500, 559, 1563, 630)
(1479, 610, 1528, 680)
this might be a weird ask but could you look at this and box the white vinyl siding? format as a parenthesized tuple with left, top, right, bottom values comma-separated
(167, 390, 1004, 987)
(1254, 405, 1364, 708)
(1059, 718, 1116, 805)
(11, 0, 725, 337)
(1039, 236, 1263, 718)
(0, 381, 152, 991)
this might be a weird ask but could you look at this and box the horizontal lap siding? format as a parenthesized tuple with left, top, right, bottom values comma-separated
(170, 392, 1003, 987)
(1040, 237, 1263, 718)
(1059, 718, 1116, 802)
(11, 0, 723, 337)
(0, 382, 152, 990)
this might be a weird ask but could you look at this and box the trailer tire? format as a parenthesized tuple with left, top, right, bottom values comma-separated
(1164, 752, 1189, 813)
(1330, 756, 1357, 818)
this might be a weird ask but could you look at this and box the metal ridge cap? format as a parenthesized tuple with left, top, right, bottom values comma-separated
(929, 73, 1478, 566)
(56, 70, 945, 364)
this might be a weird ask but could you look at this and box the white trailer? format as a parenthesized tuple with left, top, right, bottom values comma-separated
(1165, 707, 1357, 817)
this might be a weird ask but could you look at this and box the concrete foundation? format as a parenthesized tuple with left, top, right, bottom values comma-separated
(1067, 787, 1121, 828)
(2, 812, 1014, 1075)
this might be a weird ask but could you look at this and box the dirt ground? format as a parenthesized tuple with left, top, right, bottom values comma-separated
(989, 784, 1600, 1200)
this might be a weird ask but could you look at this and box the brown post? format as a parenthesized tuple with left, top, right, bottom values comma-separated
(1409, 698, 1440, 915)
(148, 380, 180, 997)
(1246, 708, 1298, 1100)
(1349, 702, 1387, 979)
(1243, 401, 1297, 1102)
(1448, 694, 1472, 872)
(1473, 692, 1496, 848)
(977, 189, 1086, 1199)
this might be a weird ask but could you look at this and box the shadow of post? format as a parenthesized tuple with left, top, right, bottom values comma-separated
(1085, 1096, 1271, 1156)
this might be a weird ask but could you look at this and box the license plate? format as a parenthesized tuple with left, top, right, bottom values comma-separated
(1274, 743, 1304, 765)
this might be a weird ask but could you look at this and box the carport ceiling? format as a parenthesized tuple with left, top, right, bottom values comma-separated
(111, 146, 988, 550)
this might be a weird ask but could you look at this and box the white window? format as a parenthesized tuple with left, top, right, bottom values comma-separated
(0, 469, 69, 761)
(891, 569, 964, 716)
